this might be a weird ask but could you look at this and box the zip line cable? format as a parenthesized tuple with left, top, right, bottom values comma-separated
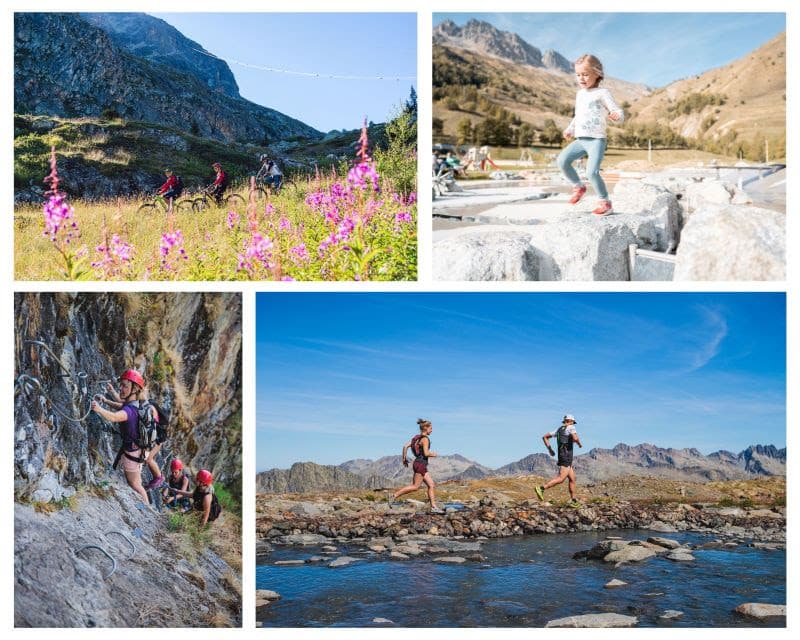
(192, 47, 415, 82)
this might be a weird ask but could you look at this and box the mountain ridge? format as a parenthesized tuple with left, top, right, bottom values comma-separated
(257, 442, 785, 493)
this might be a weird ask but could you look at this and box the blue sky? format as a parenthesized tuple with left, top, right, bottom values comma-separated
(256, 293, 785, 471)
(433, 13, 786, 87)
(152, 13, 417, 132)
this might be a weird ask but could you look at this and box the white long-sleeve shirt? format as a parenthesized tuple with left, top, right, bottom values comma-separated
(564, 87, 624, 139)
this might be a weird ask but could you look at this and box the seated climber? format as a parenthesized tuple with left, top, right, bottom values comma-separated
(162, 458, 191, 511)
(169, 468, 221, 525)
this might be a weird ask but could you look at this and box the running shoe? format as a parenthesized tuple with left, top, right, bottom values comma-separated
(430, 507, 445, 514)
(568, 499, 581, 508)
(569, 185, 587, 205)
(534, 486, 545, 501)
(145, 475, 164, 490)
(592, 200, 613, 216)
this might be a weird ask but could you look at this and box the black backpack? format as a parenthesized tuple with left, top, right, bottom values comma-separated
(173, 176, 184, 196)
(134, 400, 160, 451)
(194, 486, 222, 522)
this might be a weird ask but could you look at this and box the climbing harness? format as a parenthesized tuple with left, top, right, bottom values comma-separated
(74, 530, 137, 580)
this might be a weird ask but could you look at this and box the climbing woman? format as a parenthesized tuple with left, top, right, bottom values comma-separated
(170, 469, 221, 526)
(392, 418, 443, 513)
(162, 458, 191, 510)
(91, 369, 157, 504)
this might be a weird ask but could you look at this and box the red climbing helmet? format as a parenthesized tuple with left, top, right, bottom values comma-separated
(120, 369, 144, 389)
(170, 459, 184, 472)
(196, 469, 213, 485)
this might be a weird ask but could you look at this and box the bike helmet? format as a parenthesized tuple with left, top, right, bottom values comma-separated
(196, 469, 213, 485)
(259, 154, 268, 162)
(170, 459, 184, 472)
(120, 369, 144, 389)
(212, 162, 222, 169)
(163, 168, 173, 174)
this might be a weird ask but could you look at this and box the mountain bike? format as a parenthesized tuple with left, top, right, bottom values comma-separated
(192, 188, 246, 211)
(136, 193, 195, 214)
(253, 175, 296, 200)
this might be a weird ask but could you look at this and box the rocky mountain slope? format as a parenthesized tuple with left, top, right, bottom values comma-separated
(14, 292, 242, 626)
(627, 31, 785, 144)
(432, 19, 648, 138)
(81, 12, 240, 98)
(14, 13, 320, 144)
(257, 443, 785, 494)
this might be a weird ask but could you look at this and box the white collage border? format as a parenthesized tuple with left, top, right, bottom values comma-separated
(2, 0, 795, 636)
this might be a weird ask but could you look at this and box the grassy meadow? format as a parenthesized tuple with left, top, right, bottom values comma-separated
(16, 168, 417, 282)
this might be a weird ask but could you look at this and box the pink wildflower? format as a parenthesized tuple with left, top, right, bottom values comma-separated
(278, 215, 291, 231)
(226, 210, 240, 230)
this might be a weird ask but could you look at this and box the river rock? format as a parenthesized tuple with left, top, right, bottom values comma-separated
(390, 551, 409, 560)
(646, 521, 678, 533)
(605, 579, 628, 588)
(372, 618, 394, 625)
(734, 603, 786, 620)
(328, 556, 359, 568)
(673, 205, 785, 281)
(433, 556, 466, 564)
(647, 537, 682, 550)
(277, 534, 330, 545)
(545, 613, 638, 628)
(604, 545, 657, 564)
(659, 610, 684, 620)
(274, 560, 305, 566)
(666, 550, 695, 562)
(256, 590, 281, 603)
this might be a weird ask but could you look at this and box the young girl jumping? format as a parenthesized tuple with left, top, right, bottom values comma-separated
(558, 54, 624, 216)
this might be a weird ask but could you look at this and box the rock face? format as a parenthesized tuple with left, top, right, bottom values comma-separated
(14, 13, 320, 143)
(674, 205, 785, 280)
(81, 13, 240, 98)
(256, 462, 392, 493)
(15, 493, 240, 627)
(14, 292, 242, 499)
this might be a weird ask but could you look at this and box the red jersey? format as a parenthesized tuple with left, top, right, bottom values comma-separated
(212, 170, 227, 187)
(157, 175, 178, 194)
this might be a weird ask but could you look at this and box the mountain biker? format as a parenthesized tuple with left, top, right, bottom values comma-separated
(256, 155, 283, 191)
(156, 168, 181, 203)
(207, 162, 228, 204)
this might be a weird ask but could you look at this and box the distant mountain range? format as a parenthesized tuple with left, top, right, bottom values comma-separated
(256, 443, 786, 493)
(432, 18, 785, 152)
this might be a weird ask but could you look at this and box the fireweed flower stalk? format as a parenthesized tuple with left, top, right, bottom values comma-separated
(159, 230, 188, 273)
(92, 233, 134, 279)
(41, 148, 88, 279)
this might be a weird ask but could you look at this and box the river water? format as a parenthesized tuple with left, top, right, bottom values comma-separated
(257, 529, 784, 627)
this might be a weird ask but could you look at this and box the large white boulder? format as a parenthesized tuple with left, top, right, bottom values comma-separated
(684, 180, 734, 209)
(433, 220, 636, 281)
(545, 613, 638, 627)
(612, 181, 683, 251)
(674, 205, 785, 281)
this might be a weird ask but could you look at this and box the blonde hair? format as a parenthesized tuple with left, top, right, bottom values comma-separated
(417, 418, 432, 431)
(574, 54, 604, 86)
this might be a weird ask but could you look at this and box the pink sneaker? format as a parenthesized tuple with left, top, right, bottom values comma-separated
(568, 185, 587, 205)
(592, 200, 613, 216)
(145, 475, 164, 490)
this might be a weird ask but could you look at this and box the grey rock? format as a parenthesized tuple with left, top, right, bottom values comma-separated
(389, 551, 410, 560)
(433, 556, 467, 564)
(604, 545, 657, 564)
(674, 205, 784, 281)
(372, 617, 394, 625)
(605, 579, 628, 588)
(545, 613, 638, 627)
(734, 603, 786, 620)
(666, 550, 695, 562)
(277, 534, 330, 545)
(659, 610, 684, 620)
(647, 537, 682, 550)
(328, 556, 360, 568)
(274, 560, 305, 566)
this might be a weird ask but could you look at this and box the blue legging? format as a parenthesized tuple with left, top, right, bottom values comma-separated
(557, 137, 609, 200)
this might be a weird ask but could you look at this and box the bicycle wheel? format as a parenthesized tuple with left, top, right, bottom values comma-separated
(224, 193, 246, 208)
(193, 197, 211, 212)
(137, 203, 158, 214)
(175, 199, 196, 213)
